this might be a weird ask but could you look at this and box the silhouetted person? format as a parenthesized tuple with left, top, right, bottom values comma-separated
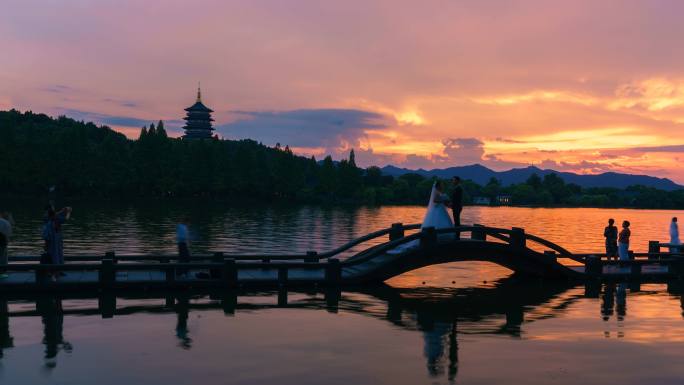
(451, 176, 463, 229)
(670, 217, 680, 253)
(0, 212, 13, 279)
(618, 220, 631, 262)
(176, 217, 190, 277)
(603, 218, 618, 261)
(42, 205, 72, 279)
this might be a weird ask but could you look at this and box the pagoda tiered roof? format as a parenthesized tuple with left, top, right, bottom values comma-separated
(182, 85, 215, 139)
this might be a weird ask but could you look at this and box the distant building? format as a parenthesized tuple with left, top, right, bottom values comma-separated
(182, 85, 215, 139)
(472, 196, 491, 205)
(496, 195, 512, 205)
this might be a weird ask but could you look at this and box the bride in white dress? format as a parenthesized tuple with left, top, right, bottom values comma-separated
(422, 181, 454, 230)
(388, 181, 454, 254)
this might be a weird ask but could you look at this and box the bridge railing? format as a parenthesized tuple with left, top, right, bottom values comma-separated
(0, 258, 335, 289)
(342, 225, 518, 266)
(342, 225, 590, 266)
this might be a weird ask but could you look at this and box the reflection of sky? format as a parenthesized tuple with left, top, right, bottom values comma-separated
(7, 204, 681, 264)
(3, 1, 684, 182)
(1, 283, 683, 385)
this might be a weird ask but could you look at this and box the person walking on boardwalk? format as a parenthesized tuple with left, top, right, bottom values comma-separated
(670, 217, 680, 253)
(176, 217, 191, 277)
(42, 206, 72, 278)
(603, 218, 618, 261)
(617, 220, 631, 261)
(0, 212, 13, 279)
(451, 176, 463, 227)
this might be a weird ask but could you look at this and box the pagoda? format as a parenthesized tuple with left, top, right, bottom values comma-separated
(182, 85, 215, 139)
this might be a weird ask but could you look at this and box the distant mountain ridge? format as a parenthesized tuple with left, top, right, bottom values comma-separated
(380, 164, 683, 191)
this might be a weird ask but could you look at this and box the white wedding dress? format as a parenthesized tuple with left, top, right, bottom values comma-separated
(670, 221, 681, 253)
(422, 183, 455, 231)
(388, 182, 454, 254)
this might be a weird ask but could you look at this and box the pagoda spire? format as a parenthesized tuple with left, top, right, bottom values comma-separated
(182, 85, 214, 139)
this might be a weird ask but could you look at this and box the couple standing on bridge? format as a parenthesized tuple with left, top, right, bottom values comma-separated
(422, 177, 463, 231)
(389, 177, 463, 253)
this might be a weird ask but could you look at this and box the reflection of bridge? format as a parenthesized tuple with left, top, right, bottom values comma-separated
(0, 279, 587, 381)
(2, 278, 683, 382)
(2, 223, 683, 291)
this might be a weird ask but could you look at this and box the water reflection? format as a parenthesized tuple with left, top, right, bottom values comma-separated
(174, 296, 193, 350)
(419, 317, 457, 381)
(6, 201, 683, 258)
(0, 279, 683, 384)
(0, 300, 12, 359)
(36, 298, 72, 368)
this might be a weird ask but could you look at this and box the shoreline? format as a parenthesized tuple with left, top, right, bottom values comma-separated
(2, 194, 683, 211)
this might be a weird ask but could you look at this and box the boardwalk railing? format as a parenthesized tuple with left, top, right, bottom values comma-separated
(3, 223, 684, 291)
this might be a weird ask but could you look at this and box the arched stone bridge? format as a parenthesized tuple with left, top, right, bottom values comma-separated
(0, 223, 680, 291)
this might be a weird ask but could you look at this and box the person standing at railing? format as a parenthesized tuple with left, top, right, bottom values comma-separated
(617, 221, 631, 261)
(603, 218, 618, 261)
(42, 205, 72, 280)
(0, 212, 13, 280)
(451, 176, 463, 228)
(176, 217, 191, 277)
(670, 217, 680, 253)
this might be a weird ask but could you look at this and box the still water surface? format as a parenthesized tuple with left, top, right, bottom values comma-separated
(1, 202, 683, 384)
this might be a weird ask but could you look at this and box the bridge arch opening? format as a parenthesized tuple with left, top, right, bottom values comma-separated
(386, 261, 514, 289)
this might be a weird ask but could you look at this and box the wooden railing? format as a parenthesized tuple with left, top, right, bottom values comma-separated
(4, 223, 683, 289)
(0, 258, 342, 288)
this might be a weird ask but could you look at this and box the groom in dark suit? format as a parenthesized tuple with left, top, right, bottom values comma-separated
(451, 176, 463, 227)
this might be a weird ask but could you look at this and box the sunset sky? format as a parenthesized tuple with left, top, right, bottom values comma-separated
(2, 0, 684, 182)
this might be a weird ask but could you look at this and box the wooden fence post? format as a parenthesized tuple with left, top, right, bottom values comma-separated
(585, 255, 602, 277)
(221, 290, 238, 315)
(420, 227, 437, 251)
(670, 259, 684, 279)
(98, 293, 116, 319)
(389, 223, 405, 241)
(222, 258, 237, 287)
(210, 252, 224, 279)
(105, 251, 116, 263)
(35, 266, 48, 286)
(166, 265, 176, 285)
(278, 267, 288, 285)
(510, 227, 526, 249)
(648, 241, 660, 260)
(277, 287, 288, 306)
(325, 288, 341, 313)
(472, 224, 486, 241)
(100, 258, 115, 289)
(325, 258, 341, 285)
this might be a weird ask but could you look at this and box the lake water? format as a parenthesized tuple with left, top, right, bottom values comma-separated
(1, 203, 684, 384)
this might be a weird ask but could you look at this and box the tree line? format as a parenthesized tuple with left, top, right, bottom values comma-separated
(1, 109, 683, 208)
